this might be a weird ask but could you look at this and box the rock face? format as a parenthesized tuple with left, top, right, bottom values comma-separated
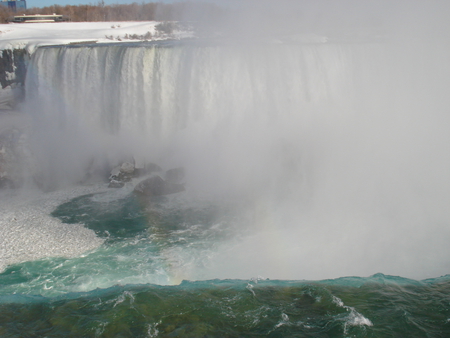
(134, 175, 185, 197)
(0, 49, 29, 110)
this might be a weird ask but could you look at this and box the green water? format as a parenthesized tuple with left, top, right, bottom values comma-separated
(0, 191, 239, 295)
(1, 192, 449, 337)
(1, 276, 450, 337)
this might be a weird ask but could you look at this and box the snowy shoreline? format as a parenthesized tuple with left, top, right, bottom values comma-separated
(0, 21, 191, 52)
(1, 23, 174, 270)
(0, 184, 107, 273)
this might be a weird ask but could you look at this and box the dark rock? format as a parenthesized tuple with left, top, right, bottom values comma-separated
(146, 162, 162, 172)
(0, 48, 29, 109)
(0, 176, 15, 189)
(134, 175, 185, 197)
(134, 175, 165, 196)
(165, 167, 185, 184)
(134, 162, 162, 178)
(0, 49, 28, 89)
(133, 168, 146, 178)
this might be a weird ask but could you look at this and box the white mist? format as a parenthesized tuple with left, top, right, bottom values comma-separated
(23, 0, 450, 280)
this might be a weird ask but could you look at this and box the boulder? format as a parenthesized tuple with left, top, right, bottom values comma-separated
(120, 162, 135, 175)
(109, 165, 121, 180)
(165, 167, 185, 184)
(108, 179, 125, 188)
(109, 161, 135, 184)
(134, 175, 185, 197)
(134, 162, 162, 178)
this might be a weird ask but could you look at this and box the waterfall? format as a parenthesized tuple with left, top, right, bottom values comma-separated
(24, 39, 450, 279)
(25, 41, 385, 190)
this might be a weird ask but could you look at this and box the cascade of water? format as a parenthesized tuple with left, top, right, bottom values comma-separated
(24, 39, 450, 279)
(25, 42, 379, 189)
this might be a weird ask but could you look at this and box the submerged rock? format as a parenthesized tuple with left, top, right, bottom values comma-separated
(134, 175, 185, 196)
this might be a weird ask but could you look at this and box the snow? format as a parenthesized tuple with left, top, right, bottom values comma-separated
(0, 185, 107, 273)
(0, 21, 191, 53)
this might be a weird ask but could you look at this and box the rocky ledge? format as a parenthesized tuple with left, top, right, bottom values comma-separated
(107, 160, 185, 197)
(0, 48, 29, 110)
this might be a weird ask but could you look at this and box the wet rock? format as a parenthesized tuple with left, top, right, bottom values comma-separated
(108, 161, 135, 184)
(134, 162, 162, 178)
(146, 162, 162, 172)
(109, 165, 121, 179)
(0, 48, 29, 109)
(108, 179, 125, 188)
(120, 162, 135, 175)
(165, 167, 185, 184)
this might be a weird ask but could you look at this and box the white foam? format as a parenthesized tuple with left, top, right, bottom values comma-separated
(332, 295, 373, 333)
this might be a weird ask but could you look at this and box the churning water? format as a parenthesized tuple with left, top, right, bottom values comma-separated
(2, 24, 450, 337)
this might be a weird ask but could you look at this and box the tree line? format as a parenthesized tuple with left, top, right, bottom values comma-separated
(0, 1, 224, 23)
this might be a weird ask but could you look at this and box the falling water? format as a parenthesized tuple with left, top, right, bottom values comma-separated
(2, 1, 450, 335)
(22, 39, 450, 280)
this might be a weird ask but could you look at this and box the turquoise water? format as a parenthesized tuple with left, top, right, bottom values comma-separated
(1, 191, 450, 337)
(8, 24, 450, 336)
(1, 275, 450, 337)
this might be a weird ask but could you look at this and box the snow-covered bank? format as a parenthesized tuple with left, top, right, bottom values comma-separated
(0, 185, 106, 273)
(0, 21, 191, 52)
